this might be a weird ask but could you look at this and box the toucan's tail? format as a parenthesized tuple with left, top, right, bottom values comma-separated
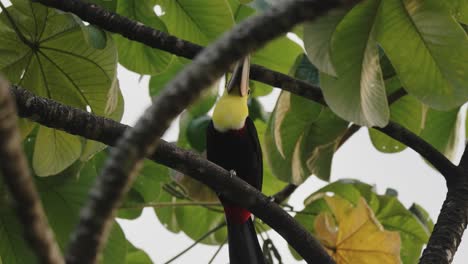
(227, 218, 265, 264)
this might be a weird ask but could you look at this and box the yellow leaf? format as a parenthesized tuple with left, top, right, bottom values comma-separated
(314, 196, 402, 264)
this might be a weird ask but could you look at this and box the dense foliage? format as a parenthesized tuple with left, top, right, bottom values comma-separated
(0, 0, 467, 263)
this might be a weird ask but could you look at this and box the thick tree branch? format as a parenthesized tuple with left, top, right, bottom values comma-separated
(35, 0, 326, 105)
(0, 80, 63, 264)
(419, 180, 468, 264)
(419, 145, 468, 264)
(34, 1, 349, 263)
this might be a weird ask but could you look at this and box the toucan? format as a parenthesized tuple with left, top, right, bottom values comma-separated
(206, 56, 265, 264)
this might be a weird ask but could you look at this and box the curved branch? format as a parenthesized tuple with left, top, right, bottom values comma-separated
(11, 85, 333, 263)
(0, 81, 63, 263)
(419, 145, 468, 263)
(376, 122, 458, 184)
(419, 180, 468, 264)
(40, 1, 347, 263)
(35, 0, 326, 104)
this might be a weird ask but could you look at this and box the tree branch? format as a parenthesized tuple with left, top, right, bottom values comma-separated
(33, 1, 349, 263)
(419, 180, 468, 264)
(419, 144, 468, 264)
(35, 0, 326, 105)
(376, 122, 458, 184)
(0, 80, 63, 264)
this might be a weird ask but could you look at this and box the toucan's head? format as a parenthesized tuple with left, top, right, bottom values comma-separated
(212, 57, 251, 132)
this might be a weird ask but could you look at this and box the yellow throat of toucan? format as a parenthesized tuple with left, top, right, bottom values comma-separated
(212, 91, 248, 132)
(212, 57, 250, 132)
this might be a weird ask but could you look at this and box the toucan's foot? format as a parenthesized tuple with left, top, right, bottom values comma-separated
(229, 170, 237, 178)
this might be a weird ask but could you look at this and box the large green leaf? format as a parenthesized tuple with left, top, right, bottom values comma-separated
(376, 0, 468, 110)
(157, 0, 235, 45)
(265, 56, 349, 183)
(420, 108, 462, 161)
(303, 9, 346, 76)
(114, 0, 172, 74)
(320, 0, 389, 127)
(265, 91, 347, 183)
(0, 0, 121, 176)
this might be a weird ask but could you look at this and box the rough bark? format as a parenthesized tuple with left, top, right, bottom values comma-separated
(0, 80, 63, 264)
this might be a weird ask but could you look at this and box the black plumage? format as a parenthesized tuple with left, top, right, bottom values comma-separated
(206, 116, 265, 264)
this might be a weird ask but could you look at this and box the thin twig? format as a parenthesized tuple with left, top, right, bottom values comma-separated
(208, 238, 228, 264)
(164, 222, 227, 264)
(0, 79, 63, 263)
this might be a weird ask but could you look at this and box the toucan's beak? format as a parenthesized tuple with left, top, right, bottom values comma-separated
(227, 56, 250, 97)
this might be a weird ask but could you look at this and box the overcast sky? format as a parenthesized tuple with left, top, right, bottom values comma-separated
(117, 66, 467, 264)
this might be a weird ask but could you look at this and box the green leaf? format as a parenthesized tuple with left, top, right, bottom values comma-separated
(126, 242, 152, 264)
(303, 9, 346, 76)
(420, 108, 462, 161)
(186, 115, 211, 152)
(376, 0, 468, 110)
(33, 126, 81, 176)
(248, 97, 269, 122)
(0, 1, 120, 176)
(114, 0, 172, 74)
(82, 25, 108, 49)
(320, 0, 389, 127)
(291, 54, 319, 86)
(446, 0, 468, 24)
(265, 92, 347, 183)
(254, 120, 288, 195)
(157, 0, 235, 45)
(369, 94, 424, 153)
(375, 195, 430, 264)
(409, 203, 435, 233)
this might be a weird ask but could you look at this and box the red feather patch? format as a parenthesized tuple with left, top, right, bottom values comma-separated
(224, 205, 251, 224)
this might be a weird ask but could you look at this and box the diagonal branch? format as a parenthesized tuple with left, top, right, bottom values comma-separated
(376, 122, 458, 184)
(33, 1, 350, 263)
(35, 0, 326, 105)
(419, 144, 468, 264)
(12, 84, 334, 262)
(0, 80, 63, 264)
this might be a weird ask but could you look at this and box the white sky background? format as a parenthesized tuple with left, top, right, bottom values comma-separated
(116, 66, 468, 264)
